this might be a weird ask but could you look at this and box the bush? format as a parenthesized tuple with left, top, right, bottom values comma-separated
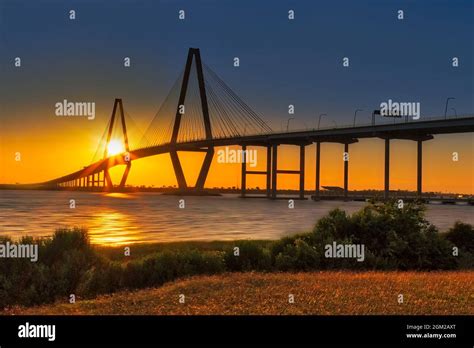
(224, 241, 272, 271)
(80, 249, 226, 297)
(445, 222, 474, 253)
(274, 238, 320, 271)
(0, 227, 99, 308)
(271, 201, 460, 270)
(445, 222, 474, 268)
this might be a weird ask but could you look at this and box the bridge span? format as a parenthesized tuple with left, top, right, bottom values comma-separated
(35, 48, 474, 200)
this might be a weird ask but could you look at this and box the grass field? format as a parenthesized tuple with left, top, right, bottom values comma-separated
(4, 271, 473, 315)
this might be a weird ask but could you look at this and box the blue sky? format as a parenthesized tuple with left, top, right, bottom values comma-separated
(1, 0, 472, 131)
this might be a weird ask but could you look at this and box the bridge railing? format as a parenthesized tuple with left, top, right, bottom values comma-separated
(268, 113, 474, 134)
(129, 113, 474, 149)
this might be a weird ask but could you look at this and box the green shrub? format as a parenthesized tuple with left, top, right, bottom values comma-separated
(224, 241, 272, 271)
(444, 222, 474, 268)
(274, 238, 320, 271)
(79, 249, 226, 297)
(445, 222, 474, 253)
(270, 201, 460, 270)
(0, 227, 99, 308)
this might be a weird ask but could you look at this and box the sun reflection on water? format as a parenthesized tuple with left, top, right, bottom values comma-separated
(88, 210, 141, 246)
(102, 192, 135, 199)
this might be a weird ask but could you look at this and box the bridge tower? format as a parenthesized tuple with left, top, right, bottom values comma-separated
(102, 98, 132, 189)
(169, 48, 214, 191)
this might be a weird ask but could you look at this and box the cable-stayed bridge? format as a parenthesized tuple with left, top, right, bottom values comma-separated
(37, 48, 474, 199)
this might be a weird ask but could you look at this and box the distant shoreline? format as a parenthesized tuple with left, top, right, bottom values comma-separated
(1, 184, 472, 201)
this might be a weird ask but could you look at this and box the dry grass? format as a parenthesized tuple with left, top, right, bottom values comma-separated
(3, 271, 473, 315)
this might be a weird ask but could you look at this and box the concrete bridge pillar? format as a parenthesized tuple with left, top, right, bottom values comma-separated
(119, 164, 132, 188)
(299, 145, 305, 199)
(268, 143, 306, 200)
(266, 146, 271, 197)
(384, 138, 390, 199)
(240, 145, 272, 198)
(241, 145, 247, 197)
(417, 139, 422, 197)
(271, 144, 278, 199)
(170, 151, 187, 190)
(104, 169, 113, 188)
(344, 143, 349, 199)
(195, 148, 214, 190)
(314, 142, 321, 200)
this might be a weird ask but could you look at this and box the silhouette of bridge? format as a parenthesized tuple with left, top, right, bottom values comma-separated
(38, 48, 474, 200)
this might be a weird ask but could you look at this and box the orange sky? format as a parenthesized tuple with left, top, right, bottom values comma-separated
(1, 120, 473, 194)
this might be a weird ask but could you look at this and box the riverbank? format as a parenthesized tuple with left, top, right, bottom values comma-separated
(1, 201, 472, 311)
(4, 271, 473, 315)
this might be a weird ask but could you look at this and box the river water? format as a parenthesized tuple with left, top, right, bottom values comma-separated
(1, 190, 472, 245)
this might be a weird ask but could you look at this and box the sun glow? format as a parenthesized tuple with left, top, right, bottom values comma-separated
(107, 140, 125, 156)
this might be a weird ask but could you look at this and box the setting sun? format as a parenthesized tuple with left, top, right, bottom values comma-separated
(107, 140, 125, 156)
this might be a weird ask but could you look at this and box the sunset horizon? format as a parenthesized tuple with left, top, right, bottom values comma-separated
(0, 1, 473, 346)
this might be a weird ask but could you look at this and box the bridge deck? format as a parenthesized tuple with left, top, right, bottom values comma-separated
(40, 115, 474, 186)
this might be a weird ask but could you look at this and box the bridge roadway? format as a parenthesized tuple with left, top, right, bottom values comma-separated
(42, 115, 474, 197)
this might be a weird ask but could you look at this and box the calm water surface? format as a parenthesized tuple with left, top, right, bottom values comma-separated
(1, 190, 473, 245)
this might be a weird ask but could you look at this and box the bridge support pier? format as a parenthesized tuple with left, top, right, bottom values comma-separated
(104, 169, 113, 188)
(240, 145, 271, 198)
(119, 163, 132, 188)
(195, 148, 214, 190)
(380, 134, 431, 199)
(169, 147, 214, 192)
(384, 139, 390, 199)
(417, 140, 422, 197)
(266, 146, 271, 197)
(344, 143, 349, 199)
(314, 142, 321, 200)
(271, 144, 278, 199)
(299, 145, 305, 199)
(170, 151, 188, 190)
(269, 143, 306, 200)
(241, 145, 247, 197)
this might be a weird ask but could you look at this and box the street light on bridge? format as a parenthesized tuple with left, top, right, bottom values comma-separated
(317, 113, 327, 129)
(444, 97, 455, 119)
(372, 109, 380, 126)
(353, 109, 363, 127)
